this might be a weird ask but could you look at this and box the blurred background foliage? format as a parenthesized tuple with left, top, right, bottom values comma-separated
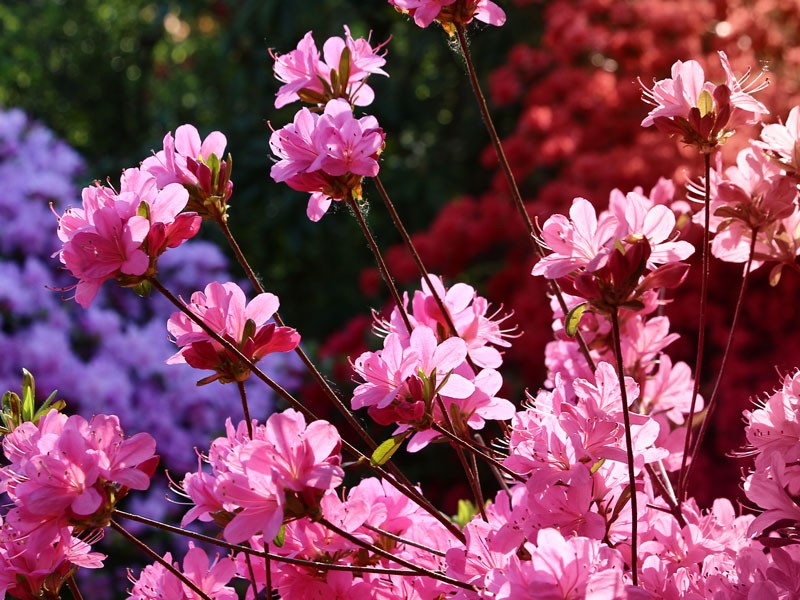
(0, 0, 537, 340)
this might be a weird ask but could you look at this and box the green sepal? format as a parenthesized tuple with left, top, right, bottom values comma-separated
(697, 90, 714, 118)
(371, 432, 409, 466)
(565, 302, 587, 337)
(132, 280, 152, 298)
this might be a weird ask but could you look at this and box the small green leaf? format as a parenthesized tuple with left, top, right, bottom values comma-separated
(371, 432, 409, 466)
(242, 318, 257, 343)
(273, 523, 286, 548)
(132, 280, 152, 298)
(137, 201, 151, 219)
(338, 47, 351, 94)
(21, 369, 35, 422)
(589, 458, 606, 475)
(697, 90, 714, 117)
(453, 499, 477, 528)
(565, 302, 587, 337)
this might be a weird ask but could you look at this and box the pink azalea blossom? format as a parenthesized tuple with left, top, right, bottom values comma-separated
(389, 0, 506, 30)
(757, 106, 800, 174)
(272, 26, 388, 108)
(640, 51, 768, 151)
(269, 99, 385, 221)
(56, 168, 200, 307)
(128, 544, 237, 600)
(167, 281, 300, 384)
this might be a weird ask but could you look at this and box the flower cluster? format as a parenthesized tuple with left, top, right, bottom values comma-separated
(167, 281, 300, 385)
(352, 276, 516, 451)
(56, 167, 201, 307)
(179, 410, 343, 544)
(388, 0, 506, 33)
(272, 25, 388, 109)
(269, 98, 385, 221)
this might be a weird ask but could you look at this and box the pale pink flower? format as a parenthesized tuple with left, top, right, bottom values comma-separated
(128, 544, 237, 600)
(167, 281, 300, 384)
(532, 197, 619, 279)
(757, 106, 800, 174)
(640, 51, 768, 151)
(389, 0, 506, 30)
(269, 99, 385, 221)
(56, 168, 200, 307)
(272, 26, 388, 108)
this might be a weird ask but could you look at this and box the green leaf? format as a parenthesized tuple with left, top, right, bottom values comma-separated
(453, 499, 477, 528)
(338, 47, 351, 95)
(565, 302, 587, 337)
(371, 432, 408, 466)
(21, 369, 35, 422)
(589, 458, 606, 474)
(697, 90, 714, 118)
(273, 523, 286, 547)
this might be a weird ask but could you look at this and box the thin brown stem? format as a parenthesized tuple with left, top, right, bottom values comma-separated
(683, 226, 757, 492)
(373, 176, 459, 337)
(237, 380, 254, 439)
(110, 520, 213, 600)
(318, 518, 475, 591)
(363, 524, 448, 557)
(452, 23, 596, 372)
(644, 463, 685, 528)
(346, 195, 413, 333)
(244, 552, 261, 600)
(431, 422, 524, 483)
(678, 152, 713, 500)
(113, 510, 427, 577)
(610, 307, 639, 586)
(435, 396, 487, 520)
(66, 574, 84, 600)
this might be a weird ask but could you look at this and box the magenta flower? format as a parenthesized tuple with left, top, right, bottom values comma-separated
(167, 281, 300, 384)
(269, 99, 385, 221)
(128, 544, 237, 600)
(389, 0, 506, 32)
(0, 410, 157, 536)
(640, 51, 768, 152)
(56, 168, 200, 307)
(272, 26, 388, 108)
(142, 124, 233, 220)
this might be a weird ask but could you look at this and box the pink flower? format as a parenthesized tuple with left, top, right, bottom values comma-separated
(1, 410, 157, 536)
(142, 124, 232, 220)
(56, 168, 200, 307)
(272, 26, 388, 108)
(389, 0, 506, 31)
(167, 281, 300, 384)
(269, 99, 385, 221)
(757, 106, 800, 174)
(128, 544, 237, 600)
(640, 51, 768, 152)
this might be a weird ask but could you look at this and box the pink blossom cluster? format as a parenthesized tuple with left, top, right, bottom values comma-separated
(178, 409, 343, 545)
(141, 124, 233, 221)
(640, 51, 769, 153)
(387, 0, 506, 31)
(128, 544, 237, 600)
(56, 167, 201, 307)
(269, 98, 385, 221)
(352, 275, 516, 451)
(0, 410, 155, 597)
(272, 26, 388, 109)
(166, 281, 300, 385)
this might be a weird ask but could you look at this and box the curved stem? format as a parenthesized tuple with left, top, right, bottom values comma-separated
(345, 195, 413, 333)
(452, 23, 596, 372)
(66, 574, 84, 600)
(318, 517, 474, 591)
(110, 520, 213, 600)
(435, 396, 487, 520)
(683, 226, 757, 492)
(678, 152, 713, 500)
(373, 176, 460, 338)
(609, 307, 639, 586)
(363, 524, 447, 557)
(113, 510, 428, 577)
